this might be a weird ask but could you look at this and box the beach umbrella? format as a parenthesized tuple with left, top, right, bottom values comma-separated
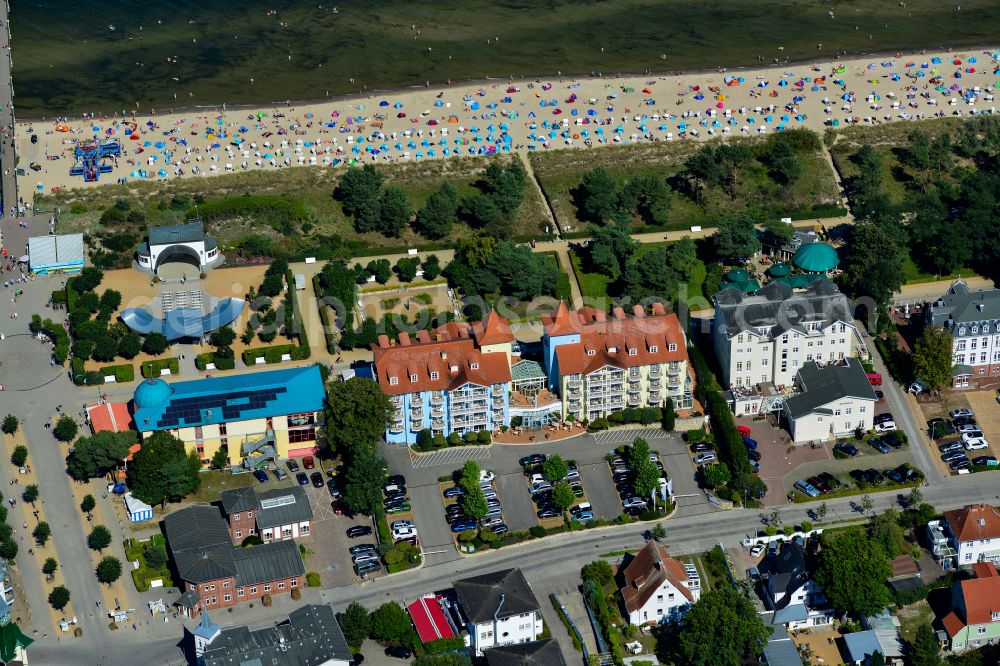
(716, 102, 724, 108)
(428, 119, 438, 125)
(394, 102, 403, 109)
(155, 141, 166, 148)
(130, 134, 139, 140)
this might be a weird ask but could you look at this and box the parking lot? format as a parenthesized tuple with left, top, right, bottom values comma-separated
(494, 472, 538, 533)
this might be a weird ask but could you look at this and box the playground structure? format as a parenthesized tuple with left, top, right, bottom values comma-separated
(69, 138, 120, 182)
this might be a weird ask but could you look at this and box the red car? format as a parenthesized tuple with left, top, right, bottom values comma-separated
(737, 426, 751, 437)
(302, 456, 315, 470)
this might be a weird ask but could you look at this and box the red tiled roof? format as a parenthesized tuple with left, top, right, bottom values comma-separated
(87, 402, 134, 433)
(957, 575, 1000, 627)
(472, 310, 515, 346)
(620, 541, 692, 614)
(972, 562, 998, 579)
(372, 319, 512, 395)
(545, 305, 688, 375)
(945, 504, 1000, 542)
(407, 595, 456, 644)
(943, 610, 965, 638)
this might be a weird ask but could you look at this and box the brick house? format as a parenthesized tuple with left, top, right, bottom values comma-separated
(164, 505, 304, 617)
(219, 486, 312, 543)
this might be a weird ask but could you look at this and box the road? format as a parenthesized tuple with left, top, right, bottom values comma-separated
(0, 0, 15, 219)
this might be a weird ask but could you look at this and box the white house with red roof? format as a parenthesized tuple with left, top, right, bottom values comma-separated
(942, 562, 1000, 652)
(406, 594, 458, 645)
(620, 541, 700, 625)
(371, 312, 515, 444)
(541, 303, 693, 421)
(943, 504, 1000, 567)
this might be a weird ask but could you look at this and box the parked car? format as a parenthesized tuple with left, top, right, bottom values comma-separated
(352, 552, 380, 565)
(882, 431, 905, 449)
(693, 452, 717, 465)
(274, 467, 288, 481)
(622, 497, 647, 510)
(327, 479, 341, 498)
(793, 480, 820, 498)
(868, 437, 891, 454)
(806, 476, 829, 494)
(451, 521, 477, 533)
(964, 438, 989, 451)
(749, 543, 765, 557)
(445, 512, 469, 525)
(537, 508, 560, 519)
(895, 464, 920, 482)
(491, 523, 509, 536)
(530, 482, 553, 495)
(950, 408, 974, 419)
(818, 472, 842, 490)
(443, 486, 465, 498)
(479, 470, 496, 482)
(939, 440, 965, 453)
(383, 483, 406, 495)
(572, 510, 594, 523)
(874, 413, 894, 424)
(519, 454, 546, 467)
(874, 420, 897, 433)
(346, 525, 373, 538)
(385, 646, 413, 660)
(690, 442, 714, 453)
(348, 543, 377, 555)
(834, 442, 858, 457)
(849, 469, 866, 485)
(296, 472, 309, 486)
(742, 436, 758, 451)
(310, 471, 324, 488)
(973, 456, 998, 467)
(950, 458, 971, 471)
(956, 422, 981, 434)
(354, 561, 381, 576)
(961, 431, 986, 443)
(386, 475, 406, 487)
(884, 468, 906, 484)
(253, 469, 269, 483)
(302, 456, 315, 470)
(392, 527, 417, 541)
(952, 415, 977, 427)
(748, 449, 762, 462)
(391, 520, 415, 530)
(737, 426, 751, 436)
(863, 469, 884, 485)
(285, 459, 300, 472)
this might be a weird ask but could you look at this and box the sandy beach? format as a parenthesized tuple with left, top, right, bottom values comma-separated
(14, 47, 1000, 204)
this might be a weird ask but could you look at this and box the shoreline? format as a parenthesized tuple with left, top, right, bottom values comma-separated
(13, 42, 997, 123)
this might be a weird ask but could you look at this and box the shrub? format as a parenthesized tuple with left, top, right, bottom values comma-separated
(587, 418, 610, 431)
(306, 572, 322, 587)
(290, 588, 302, 600)
(241, 535, 264, 547)
(476, 430, 491, 444)
(261, 594, 272, 607)
(529, 525, 546, 538)
(10, 445, 27, 467)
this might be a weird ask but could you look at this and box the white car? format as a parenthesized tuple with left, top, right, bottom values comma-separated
(529, 473, 545, 485)
(874, 420, 897, 433)
(961, 431, 985, 443)
(392, 527, 417, 541)
(390, 520, 415, 530)
(950, 408, 974, 419)
(956, 422, 981, 434)
(750, 543, 765, 557)
(626, 641, 643, 655)
(622, 497, 647, 509)
(964, 438, 989, 451)
(693, 452, 717, 465)
(479, 470, 496, 482)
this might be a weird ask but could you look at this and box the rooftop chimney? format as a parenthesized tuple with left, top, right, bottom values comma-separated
(398, 332, 411, 346)
(632, 304, 645, 317)
(613, 306, 626, 320)
(417, 330, 431, 343)
(377, 334, 390, 348)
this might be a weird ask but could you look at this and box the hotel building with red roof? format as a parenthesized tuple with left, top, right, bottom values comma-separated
(541, 303, 693, 421)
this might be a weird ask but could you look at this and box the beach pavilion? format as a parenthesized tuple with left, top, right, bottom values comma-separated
(792, 242, 839, 274)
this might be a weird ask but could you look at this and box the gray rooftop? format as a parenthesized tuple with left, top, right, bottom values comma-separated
(203, 604, 352, 666)
(485, 640, 566, 666)
(842, 629, 883, 663)
(926, 280, 1000, 334)
(27, 233, 84, 269)
(219, 487, 257, 515)
(255, 486, 313, 529)
(454, 568, 539, 625)
(784, 359, 877, 420)
(714, 278, 851, 340)
(763, 625, 804, 666)
(149, 221, 207, 246)
(232, 539, 304, 585)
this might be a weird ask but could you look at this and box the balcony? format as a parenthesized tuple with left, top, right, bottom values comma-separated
(648, 380, 662, 391)
(668, 376, 682, 388)
(627, 395, 642, 407)
(607, 401, 625, 411)
(567, 377, 582, 389)
(648, 366, 663, 379)
(431, 407, 445, 418)
(493, 397, 505, 408)
(452, 403, 488, 416)
(390, 419, 405, 433)
(430, 392, 445, 405)
(410, 404, 424, 416)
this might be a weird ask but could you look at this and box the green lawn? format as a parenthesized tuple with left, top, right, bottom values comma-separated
(902, 254, 980, 285)
(191, 469, 270, 504)
(896, 599, 934, 643)
(568, 242, 706, 306)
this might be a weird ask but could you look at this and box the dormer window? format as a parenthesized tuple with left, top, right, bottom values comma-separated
(410, 374, 418, 383)
(430, 371, 439, 380)
(471, 362, 480, 370)
(959, 327, 966, 335)
(972, 326, 979, 334)
(628, 348, 637, 356)
(993, 611, 1000, 622)
(389, 376, 399, 385)
(587, 349, 596, 356)
(650, 345, 658, 353)
(668, 343, 677, 352)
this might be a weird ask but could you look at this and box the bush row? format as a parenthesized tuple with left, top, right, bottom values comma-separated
(99, 363, 135, 383)
(195, 352, 236, 371)
(140, 357, 179, 378)
(241, 343, 308, 366)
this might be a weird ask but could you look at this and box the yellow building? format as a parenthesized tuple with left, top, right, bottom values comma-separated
(132, 366, 325, 469)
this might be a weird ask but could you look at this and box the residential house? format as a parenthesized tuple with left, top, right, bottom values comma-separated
(485, 640, 567, 666)
(924, 279, 1000, 389)
(220, 485, 313, 543)
(132, 365, 325, 469)
(372, 312, 514, 444)
(200, 604, 352, 666)
(943, 504, 1000, 567)
(762, 624, 804, 666)
(407, 594, 459, 645)
(713, 278, 865, 391)
(758, 541, 833, 630)
(781, 359, 877, 443)
(842, 610, 904, 664)
(620, 540, 700, 625)
(164, 504, 304, 617)
(541, 303, 693, 421)
(452, 568, 543, 656)
(942, 562, 1000, 652)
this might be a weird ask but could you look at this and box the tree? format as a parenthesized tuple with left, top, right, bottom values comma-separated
(621, 173, 672, 225)
(22, 485, 38, 505)
(817, 501, 829, 521)
(10, 445, 27, 467)
(1, 415, 17, 435)
(53, 415, 78, 442)
(482, 161, 526, 221)
(414, 184, 459, 239)
(713, 212, 761, 263)
(378, 186, 411, 237)
(142, 332, 168, 355)
(48, 586, 70, 611)
(370, 602, 413, 644)
(869, 510, 907, 558)
(842, 222, 904, 310)
(116, 332, 142, 359)
(542, 455, 569, 482)
(578, 168, 621, 223)
(210, 447, 229, 470)
(581, 560, 614, 587)
(587, 222, 639, 281)
(33, 521, 51, 546)
(80, 494, 96, 518)
(421, 255, 442, 280)
(144, 543, 168, 569)
(635, 458, 661, 498)
(96, 556, 123, 585)
(342, 442, 387, 515)
(325, 378, 393, 455)
(702, 463, 731, 488)
(861, 494, 875, 515)
(870, 651, 885, 666)
(88, 525, 112, 551)
(768, 140, 803, 185)
(338, 601, 371, 648)
(552, 482, 575, 512)
(459, 193, 502, 230)
(909, 623, 942, 666)
(42, 557, 58, 578)
(676, 586, 771, 666)
(365, 258, 391, 284)
(460, 486, 488, 521)
(66, 430, 137, 480)
(209, 326, 237, 348)
(760, 217, 794, 251)
(126, 431, 201, 506)
(662, 397, 676, 431)
(815, 528, 892, 616)
(907, 487, 924, 509)
(337, 165, 384, 219)
(394, 257, 420, 283)
(914, 326, 953, 393)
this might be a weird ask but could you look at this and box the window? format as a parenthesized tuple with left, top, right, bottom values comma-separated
(834, 409, 841, 416)
(668, 343, 677, 352)
(223, 594, 231, 602)
(410, 374, 418, 383)
(587, 349, 596, 356)
(222, 581, 229, 588)
(278, 581, 285, 589)
(973, 326, 979, 334)
(264, 584, 272, 592)
(235, 530, 242, 538)
(650, 345, 658, 353)
(430, 371, 439, 380)
(959, 327, 966, 335)
(250, 586, 258, 594)
(233, 512, 240, 521)
(978, 626, 988, 635)
(208, 584, 216, 591)
(845, 407, 852, 415)
(247, 511, 253, 519)
(736, 362, 743, 371)
(390, 376, 398, 385)
(291, 578, 298, 587)
(237, 587, 244, 597)
(761, 358, 768, 366)
(628, 348, 637, 356)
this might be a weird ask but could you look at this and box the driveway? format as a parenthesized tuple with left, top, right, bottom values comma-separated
(578, 461, 620, 520)
(407, 483, 457, 565)
(495, 472, 538, 533)
(297, 480, 368, 587)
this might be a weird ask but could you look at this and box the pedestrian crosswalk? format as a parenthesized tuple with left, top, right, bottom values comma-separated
(409, 445, 491, 469)
(592, 427, 669, 444)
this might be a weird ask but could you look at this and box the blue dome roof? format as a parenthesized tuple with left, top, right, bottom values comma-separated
(134, 379, 171, 408)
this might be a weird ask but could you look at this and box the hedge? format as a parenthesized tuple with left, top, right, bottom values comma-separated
(242, 344, 307, 366)
(140, 357, 179, 378)
(195, 352, 236, 371)
(285, 269, 311, 359)
(29, 314, 70, 364)
(313, 274, 338, 353)
(99, 363, 135, 383)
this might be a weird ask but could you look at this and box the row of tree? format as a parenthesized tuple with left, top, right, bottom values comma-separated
(444, 236, 559, 301)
